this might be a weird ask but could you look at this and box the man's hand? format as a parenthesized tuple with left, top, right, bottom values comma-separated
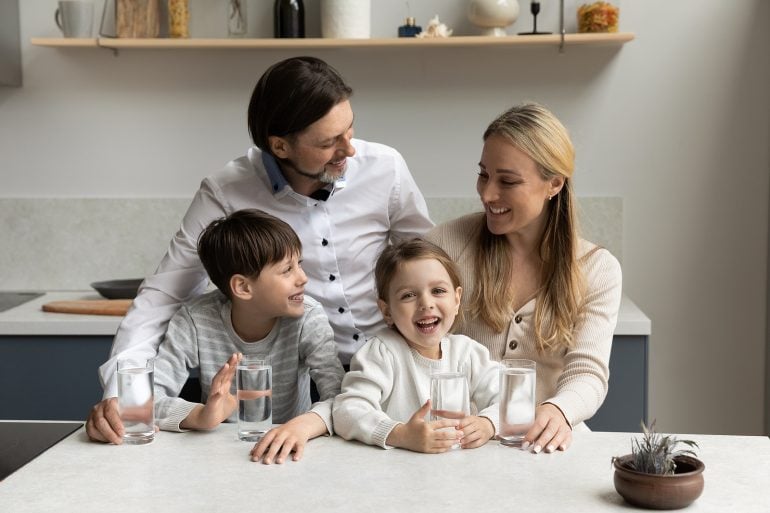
(86, 397, 124, 444)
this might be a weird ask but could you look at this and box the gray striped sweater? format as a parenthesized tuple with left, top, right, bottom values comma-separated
(153, 290, 344, 433)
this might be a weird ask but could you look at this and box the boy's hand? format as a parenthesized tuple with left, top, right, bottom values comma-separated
(250, 412, 327, 464)
(181, 353, 240, 430)
(458, 415, 495, 449)
(386, 400, 462, 453)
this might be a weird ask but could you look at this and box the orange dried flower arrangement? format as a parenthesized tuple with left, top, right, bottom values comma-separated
(577, 2, 619, 33)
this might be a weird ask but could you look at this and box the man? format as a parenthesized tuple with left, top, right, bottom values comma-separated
(87, 56, 433, 444)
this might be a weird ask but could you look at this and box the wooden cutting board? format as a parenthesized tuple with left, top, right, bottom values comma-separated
(42, 300, 133, 316)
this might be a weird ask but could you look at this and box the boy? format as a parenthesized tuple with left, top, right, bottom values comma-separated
(152, 209, 344, 464)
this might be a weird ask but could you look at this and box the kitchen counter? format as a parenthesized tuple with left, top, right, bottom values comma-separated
(0, 423, 767, 512)
(0, 291, 651, 336)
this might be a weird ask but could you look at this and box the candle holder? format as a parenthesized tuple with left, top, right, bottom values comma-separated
(519, 0, 551, 35)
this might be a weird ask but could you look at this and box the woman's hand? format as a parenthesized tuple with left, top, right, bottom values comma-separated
(181, 353, 240, 430)
(523, 403, 572, 453)
(458, 416, 495, 449)
(386, 400, 462, 453)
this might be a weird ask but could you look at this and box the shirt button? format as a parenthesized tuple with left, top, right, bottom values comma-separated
(338, 307, 345, 314)
(322, 239, 329, 246)
(329, 274, 336, 281)
(515, 315, 523, 324)
(353, 334, 359, 341)
(508, 340, 518, 350)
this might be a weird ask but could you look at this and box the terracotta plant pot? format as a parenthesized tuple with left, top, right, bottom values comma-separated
(613, 454, 705, 510)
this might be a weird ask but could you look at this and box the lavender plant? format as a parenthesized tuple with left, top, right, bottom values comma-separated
(623, 420, 699, 475)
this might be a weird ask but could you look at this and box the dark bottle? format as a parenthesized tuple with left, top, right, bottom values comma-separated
(274, 0, 305, 38)
(398, 17, 422, 37)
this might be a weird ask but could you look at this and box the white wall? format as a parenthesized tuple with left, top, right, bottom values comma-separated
(1, 0, 768, 435)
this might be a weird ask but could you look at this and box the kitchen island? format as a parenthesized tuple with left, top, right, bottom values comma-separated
(0, 423, 767, 512)
(0, 292, 651, 429)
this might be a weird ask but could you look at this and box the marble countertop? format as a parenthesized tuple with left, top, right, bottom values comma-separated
(0, 424, 767, 512)
(0, 291, 651, 337)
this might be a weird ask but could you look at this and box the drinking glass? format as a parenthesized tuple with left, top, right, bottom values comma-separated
(236, 358, 272, 441)
(498, 359, 536, 447)
(117, 357, 155, 445)
(430, 368, 470, 449)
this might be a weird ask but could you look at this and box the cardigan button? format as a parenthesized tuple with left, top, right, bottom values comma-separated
(508, 340, 518, 350)
(514, 315, 523, 324)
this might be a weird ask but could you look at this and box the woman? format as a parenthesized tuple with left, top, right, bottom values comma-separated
(427, 103, 622, 454)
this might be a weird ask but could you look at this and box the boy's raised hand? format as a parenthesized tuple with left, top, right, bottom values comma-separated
(181, 353, 240, 430)
(386, 399, 463, 453)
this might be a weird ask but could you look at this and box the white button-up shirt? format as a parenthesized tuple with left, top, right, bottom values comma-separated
(100, 139, 433, 397)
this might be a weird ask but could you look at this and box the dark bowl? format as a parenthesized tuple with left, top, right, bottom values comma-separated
(90, 279, 144, 299)
(613, 454, 705, 510)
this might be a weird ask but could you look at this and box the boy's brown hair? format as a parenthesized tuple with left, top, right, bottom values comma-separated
(197, 209, 301, 298)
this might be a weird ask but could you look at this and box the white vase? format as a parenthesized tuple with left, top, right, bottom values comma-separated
(320, 0, 371, 39)
(468, 0, 520, 37)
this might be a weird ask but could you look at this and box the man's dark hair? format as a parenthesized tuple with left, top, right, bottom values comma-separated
(247, 56, 353, 153)
(197, 209, 302, 298)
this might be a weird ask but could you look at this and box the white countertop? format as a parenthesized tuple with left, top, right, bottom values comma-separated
(0, 424, 766, 512)
(0, 292, 651, 337)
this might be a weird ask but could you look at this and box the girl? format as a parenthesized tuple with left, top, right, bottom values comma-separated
(427, 103, 623, 454)
(332, 239, 499, 453)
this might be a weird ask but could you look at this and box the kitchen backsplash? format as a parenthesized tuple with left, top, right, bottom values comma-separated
(0, 197, 621, 290)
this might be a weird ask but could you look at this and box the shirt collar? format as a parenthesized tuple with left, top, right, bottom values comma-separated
(261, 151, 348, 200)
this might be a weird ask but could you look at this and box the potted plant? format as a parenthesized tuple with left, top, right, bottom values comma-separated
(612, 421, 705, 510)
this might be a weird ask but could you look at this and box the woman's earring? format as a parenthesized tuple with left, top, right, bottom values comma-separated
(548, 194, 553, 201)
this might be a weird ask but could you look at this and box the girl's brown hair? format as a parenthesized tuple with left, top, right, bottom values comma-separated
(375, 238, 464, 329)
(471, 103, 585, 352)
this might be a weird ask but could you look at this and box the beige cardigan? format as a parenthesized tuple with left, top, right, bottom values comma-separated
(427, 213, 622, 427)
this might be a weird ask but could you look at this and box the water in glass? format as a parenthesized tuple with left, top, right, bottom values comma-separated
(237, 361, 272, 441)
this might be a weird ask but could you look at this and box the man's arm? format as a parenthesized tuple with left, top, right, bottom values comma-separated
(98, 180, 227, 398)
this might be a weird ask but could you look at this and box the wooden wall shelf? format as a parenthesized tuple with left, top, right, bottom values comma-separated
(30, 33, 634, 50)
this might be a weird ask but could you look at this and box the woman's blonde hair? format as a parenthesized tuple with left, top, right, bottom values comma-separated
(470, 103, 585, 352)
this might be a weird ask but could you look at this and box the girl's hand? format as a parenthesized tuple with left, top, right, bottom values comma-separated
(458, 415, 495, 449)
(523, 403, 572, 453)
(386, 400, 462, 453)
(181, 353, 241, 430)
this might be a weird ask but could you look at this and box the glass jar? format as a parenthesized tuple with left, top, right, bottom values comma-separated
(227, 0, 248, 37)
(577, 1, 619, 33)
(116, 0, 160, 38)
(168, 0, 189, 38)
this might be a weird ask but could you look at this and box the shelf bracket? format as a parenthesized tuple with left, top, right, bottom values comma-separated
(96, 38, 119, 57)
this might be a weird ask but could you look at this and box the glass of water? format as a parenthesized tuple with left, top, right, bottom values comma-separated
(237, 357, 272, 442)
(430, 368, 470, 449)
(117, 357, 155, 445)
(498, 359, 536, 447)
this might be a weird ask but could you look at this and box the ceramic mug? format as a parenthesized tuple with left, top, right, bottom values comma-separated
(55, 1, 94, 38)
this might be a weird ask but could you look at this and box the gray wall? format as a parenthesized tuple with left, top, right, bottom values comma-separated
(1, 0, 769, 435)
